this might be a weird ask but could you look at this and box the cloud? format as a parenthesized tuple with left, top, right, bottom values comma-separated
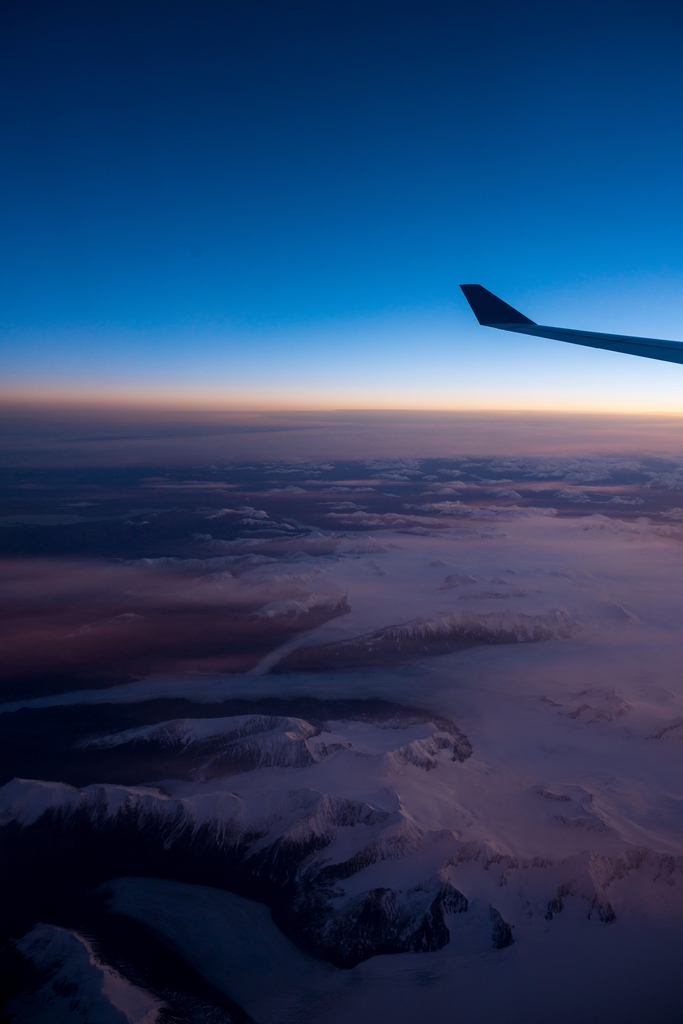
(319, 501, 370, 511)
(646, 471, 683, 489)
(265, 485, 307, 493)
(405, 502, 557, 519)
(555, 490, 592, 503)
(0, 555, 348, 687)
(364, 460, 423, 477)
(323, 510, 447, 530)
(421, 485, 463, 495)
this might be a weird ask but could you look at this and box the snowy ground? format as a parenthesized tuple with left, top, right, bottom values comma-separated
(4, 511, 683, 1022)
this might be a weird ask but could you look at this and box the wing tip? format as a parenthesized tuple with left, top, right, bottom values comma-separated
(460, 284, 536, 326)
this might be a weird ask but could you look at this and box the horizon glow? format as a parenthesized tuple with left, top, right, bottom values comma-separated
(6, 273, 683, 412)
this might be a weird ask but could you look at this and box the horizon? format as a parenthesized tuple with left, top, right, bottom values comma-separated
(4, 406, 683, 468)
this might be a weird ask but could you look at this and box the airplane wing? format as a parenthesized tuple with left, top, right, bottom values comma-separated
(459, 283, 683, 365)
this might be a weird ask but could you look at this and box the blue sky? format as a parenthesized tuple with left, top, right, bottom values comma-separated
(3, 0, 683, 409)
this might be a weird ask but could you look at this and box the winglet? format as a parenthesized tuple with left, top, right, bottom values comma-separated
(460, 284, 536, 326)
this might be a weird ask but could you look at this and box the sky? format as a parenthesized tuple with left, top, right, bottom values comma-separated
(3, 0, 683, 411)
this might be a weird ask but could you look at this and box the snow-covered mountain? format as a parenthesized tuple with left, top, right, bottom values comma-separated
(3, 698, 682, 982)
(6, 924, 163, 1023)
(0, 710, 478, 965)
(273, 608, 580, 670)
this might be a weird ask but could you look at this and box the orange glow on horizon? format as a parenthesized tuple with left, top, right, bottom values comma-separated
(3, 382, 683, 417)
